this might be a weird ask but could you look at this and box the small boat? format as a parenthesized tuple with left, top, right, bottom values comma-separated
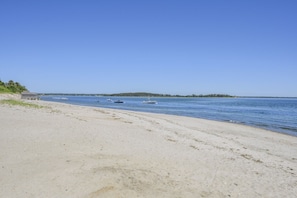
(114, 100, 124, 103)
(143, 97, 157, 104)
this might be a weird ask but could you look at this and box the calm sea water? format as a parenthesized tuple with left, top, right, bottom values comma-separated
(41, 96, 297, 136)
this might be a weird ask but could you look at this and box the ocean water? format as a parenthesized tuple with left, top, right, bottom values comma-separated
(41, 96, 297, 136)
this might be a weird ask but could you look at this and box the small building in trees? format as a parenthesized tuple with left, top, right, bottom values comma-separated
(21, 91, 40, 100)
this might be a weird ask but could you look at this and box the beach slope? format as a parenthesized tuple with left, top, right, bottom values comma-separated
(0, 96, 296, 197)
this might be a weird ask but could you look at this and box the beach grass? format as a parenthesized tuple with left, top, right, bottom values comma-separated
(0, 99, 44, 109)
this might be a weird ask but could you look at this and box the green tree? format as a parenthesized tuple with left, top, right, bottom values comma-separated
(1, 80, 28, 93)
(0, 80, 5, 86)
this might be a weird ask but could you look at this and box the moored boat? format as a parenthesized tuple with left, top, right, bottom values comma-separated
(114, 100, 124, 103)
(143, 97, 157, 104)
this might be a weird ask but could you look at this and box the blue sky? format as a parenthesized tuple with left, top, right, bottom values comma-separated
(1, 0, 296, 96)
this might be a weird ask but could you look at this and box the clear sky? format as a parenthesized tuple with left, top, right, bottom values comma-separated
(1, 0, 296, 96)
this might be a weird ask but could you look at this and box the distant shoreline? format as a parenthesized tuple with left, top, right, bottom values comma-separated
(39, 92, 235, 98)
(38, 93, 297, 98)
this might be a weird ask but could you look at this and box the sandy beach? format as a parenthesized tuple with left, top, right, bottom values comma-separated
(0, 94, 296, 198)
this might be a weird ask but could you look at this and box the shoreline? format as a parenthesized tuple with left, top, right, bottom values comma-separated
(56, 100, 297, 138)
(41, 95, 297, 137)
(39, 98, 293, 138)
(1, 95, 297, 197)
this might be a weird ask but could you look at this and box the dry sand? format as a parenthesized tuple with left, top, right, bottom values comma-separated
(0, 94, 296, 197)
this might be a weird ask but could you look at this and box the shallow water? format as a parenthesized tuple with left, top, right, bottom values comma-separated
(41, 96, 297, 136)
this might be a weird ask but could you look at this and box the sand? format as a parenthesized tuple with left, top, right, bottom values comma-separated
(0, 94, 296, 197)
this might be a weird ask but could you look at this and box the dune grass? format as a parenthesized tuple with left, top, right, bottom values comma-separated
(0, 99, 44, 109)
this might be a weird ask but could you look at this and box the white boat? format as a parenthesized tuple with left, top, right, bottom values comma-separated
(143, 97, 157, 104)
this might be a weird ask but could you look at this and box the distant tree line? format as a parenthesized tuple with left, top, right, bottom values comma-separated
(188, 94, 234, 98)
(0, 80, 28, 93)
(102, 92, 235, 98)
(102, 92, 171, 97)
